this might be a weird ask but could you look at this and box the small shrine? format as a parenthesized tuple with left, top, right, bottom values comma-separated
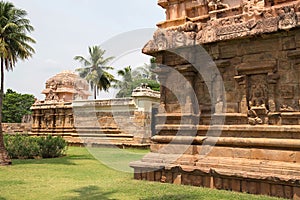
(30, 71, 160, 147)
(31, 71, 90, 135)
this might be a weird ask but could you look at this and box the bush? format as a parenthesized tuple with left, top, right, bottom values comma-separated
(37, 135, 67, 158)
(4, 134, 67, 159)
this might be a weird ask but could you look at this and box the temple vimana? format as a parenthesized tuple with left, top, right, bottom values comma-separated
(130, 0, 300, 199)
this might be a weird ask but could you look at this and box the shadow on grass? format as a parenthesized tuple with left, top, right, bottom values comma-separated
(64, 185, 116, 200)
(141, 194, 201, 200)
(0, 180, 25, 186)
(0, 197, 7, 200)
(11, 153, 94, 166)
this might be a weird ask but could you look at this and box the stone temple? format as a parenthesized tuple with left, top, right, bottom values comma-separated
(130, 0, 300, 198)
(31, 70, 90, 135)
(30, 71, 160, 147)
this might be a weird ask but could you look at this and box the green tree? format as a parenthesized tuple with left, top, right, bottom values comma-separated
(0, 1, 35, 165)
(132, 57, 157, 81)
(115, 63, 160, 98)
(2, 89, 35, 123)
(115, 66, 133, 98)
(74, 46, 115, 99)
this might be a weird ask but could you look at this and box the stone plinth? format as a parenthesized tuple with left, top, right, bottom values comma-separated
(130, 0, 300, 199)
(72, 87, 160, 147)
(31, 78, 160, 147)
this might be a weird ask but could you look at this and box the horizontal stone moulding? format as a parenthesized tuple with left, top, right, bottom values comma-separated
(155, 124, 300, 133)
(151, 135, 300, 149)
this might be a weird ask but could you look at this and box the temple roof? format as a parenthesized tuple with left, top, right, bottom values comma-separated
(42, 70, 91, 102)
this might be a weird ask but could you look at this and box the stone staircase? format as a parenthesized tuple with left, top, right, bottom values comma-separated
(71, 126, 136, 147)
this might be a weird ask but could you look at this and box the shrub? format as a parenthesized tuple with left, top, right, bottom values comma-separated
(37, 135, 67, 158)
(4, 134, 67, 159)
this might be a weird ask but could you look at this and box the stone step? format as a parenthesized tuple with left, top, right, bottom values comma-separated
(154, 124, 300, 139)
(66, 136, 140, 147)
(76, 129, 122, 134)
(137, 153, 300, 182)
(73, 133, 134, 138)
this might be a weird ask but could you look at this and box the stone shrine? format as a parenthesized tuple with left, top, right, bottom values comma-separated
(30, 71, 160, 147)
(130, 0, 300, 199)
(31, 70, 90, 135)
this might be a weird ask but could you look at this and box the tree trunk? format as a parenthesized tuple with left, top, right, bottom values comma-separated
(0, 58, 11, 165)
(94, 87, 96, 99)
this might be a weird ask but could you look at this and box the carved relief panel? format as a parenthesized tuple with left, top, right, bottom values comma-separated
(246, 74, 269, 124)
(247, 74, 268, 108)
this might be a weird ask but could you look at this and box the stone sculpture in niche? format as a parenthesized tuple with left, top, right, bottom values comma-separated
(249, 84, 266, 107)
(242, 0, 265, 17)
(208, 0, 229, 11)
(278, 6, 297, 30)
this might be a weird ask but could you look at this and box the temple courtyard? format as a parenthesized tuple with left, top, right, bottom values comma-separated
(0, 146, 281, 200)
(3, 0, 300, 199)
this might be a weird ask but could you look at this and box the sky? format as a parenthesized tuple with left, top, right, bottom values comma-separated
(7, 0, 165, 99)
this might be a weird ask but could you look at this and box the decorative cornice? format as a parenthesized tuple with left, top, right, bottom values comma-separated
(143, 1, 300, 55)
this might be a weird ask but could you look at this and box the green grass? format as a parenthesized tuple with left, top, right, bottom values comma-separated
(0, 147, 282, 200)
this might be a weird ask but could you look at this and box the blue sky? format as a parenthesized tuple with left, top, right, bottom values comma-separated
(7, 1, 165, 99)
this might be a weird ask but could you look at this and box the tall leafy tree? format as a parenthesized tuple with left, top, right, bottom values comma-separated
(74, 46, 115, 99)
(0, 1, 35, 165)
(2, 89, 35, 123)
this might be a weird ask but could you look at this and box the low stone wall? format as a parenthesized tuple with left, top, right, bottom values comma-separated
(72, 95, 159, 146)
(30, 87, 160, 147)
(2, 123, 31, 134)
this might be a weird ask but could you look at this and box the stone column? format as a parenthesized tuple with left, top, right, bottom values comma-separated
(41, 110, 46, 129)
(155, 65, 169, 114)
(234, 75, 248, 114)
(267, 72, 280, 112)
(180, 69, 198, 114)
(49, 109, 55, 129)
(179, 1, 187, 17)
(32, 110, 39, 129)
(169, 2, 179, 20)
(212, 72, 224, 114)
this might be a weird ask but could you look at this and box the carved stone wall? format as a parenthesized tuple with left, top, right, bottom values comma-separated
(30, 71, 90, 138)
(31, 82, 160, 147)
(2, 123, 31, 134)
(131, 0, 300, 199)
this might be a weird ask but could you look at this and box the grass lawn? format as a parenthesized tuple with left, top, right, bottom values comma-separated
(0, 147, 282, 200)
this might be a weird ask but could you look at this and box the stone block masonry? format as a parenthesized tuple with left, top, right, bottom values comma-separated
(130, 0, 300, 199)
(30, 74, 160, 147)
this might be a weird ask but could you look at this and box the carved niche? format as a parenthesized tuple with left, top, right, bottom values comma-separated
(248, 74, 268, 108)
(235, 61, 279, 125)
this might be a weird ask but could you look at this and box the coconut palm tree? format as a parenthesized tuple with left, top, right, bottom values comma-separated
(0, 1, 35, 165)
(115, 66, 133, 98)
(132, 57, 157, 81)
(115, 61, 160, 98)
(74, 46, 115, 99)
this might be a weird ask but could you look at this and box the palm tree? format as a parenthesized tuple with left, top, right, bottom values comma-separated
(115, 66, 133, 98)
(0, 1, 35, 165)
(74, 46, 115, 99)
(132, 57, 157, 81)
(115, 61, 160, 98)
